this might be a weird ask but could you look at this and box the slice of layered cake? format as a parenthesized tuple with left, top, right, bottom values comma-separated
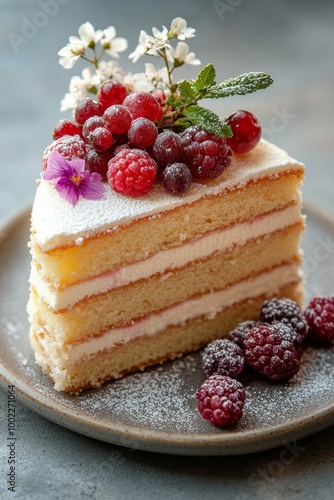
(27, 18, 305, 393)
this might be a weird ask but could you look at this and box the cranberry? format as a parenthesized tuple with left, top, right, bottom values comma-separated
(52, 120, 82, 140)
(97, 80, 128, 110)
(123, 91, 163, 122)
(225, 110, 262, 154)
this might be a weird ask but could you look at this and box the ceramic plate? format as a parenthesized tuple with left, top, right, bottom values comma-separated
(0, 201, 333, 456)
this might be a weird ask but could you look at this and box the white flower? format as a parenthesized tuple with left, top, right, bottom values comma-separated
(58, 22, 102, 69)
(129, 26, 170, 62)
(60, 92, 77, 112)
(146, 26, 170, 55)
(58, 44, 86, 69)
(145, 63, 169, 89)
(167, 42, 201, 66)
(100, 26, 128, 58)
(71, 21, 103, 47)
(60, 67, 100, 111)
(95, 60, 124, 82)
(129, 30, 151, 63)
(169, 17, 196, 40)
(123, 72, 153, 93)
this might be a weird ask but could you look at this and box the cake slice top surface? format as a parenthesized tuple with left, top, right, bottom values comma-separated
(31, 140, 304, 251)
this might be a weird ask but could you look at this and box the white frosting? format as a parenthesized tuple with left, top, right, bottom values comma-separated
(31, 140, 304, 251)
(37, 262, 302, 368)
(30, 201, 304, 311)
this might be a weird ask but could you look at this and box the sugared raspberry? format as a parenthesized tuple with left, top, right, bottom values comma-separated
(244, 322, 300, 381)
(202, 339, 245, 377)
(260, 298, 309, 345)
(228, 321, 258, 348)
(304, 296, 334, 342)
(180, 126, 232, 179)
(41, 135, 86, 171)
(107, 148, 158, 197)
(196, 375, 246, 428)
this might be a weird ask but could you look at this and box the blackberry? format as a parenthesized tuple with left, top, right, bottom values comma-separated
(180, 126, 232, 179)
(304, 296, 334, 342)
(260, 298, 309, 345)
(202, 339, 245, 377)
(228, 320, 258, 348)
(196, 375, 246, 428)
(244, 322, 300, 381)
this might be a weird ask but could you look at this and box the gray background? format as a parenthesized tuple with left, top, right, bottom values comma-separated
(1, 0, 334, 498)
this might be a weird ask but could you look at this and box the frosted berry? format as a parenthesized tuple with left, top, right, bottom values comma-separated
(151, 131, 183, 166)
(108, 148, 158, 197)
(123, 91, 163, 122)
(97, 80, 128, 110)
(304, 296, 334, 342)
(85, 149, 111, 180)
(127, 118, 158, 148)
(180, 126, 232, 179)
(202, 339, 245, 378)
(196, 375, 246, 428)
(244, 322, 300, 381)
(74, 98, 103, 125)
(52, 120, 82, 140)
(161, 163, 192, 195)
(260, 298, 309, 345)
(103, 105, 132, 134)
(225, 110, 261, 154)
(41, 135, 86, 171)
(82, 116, 105, 142)
(228, 321, 258, 348)
(89, 127, 113, 152)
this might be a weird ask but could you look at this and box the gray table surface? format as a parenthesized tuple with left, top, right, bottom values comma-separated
(1, 0, 334, 498)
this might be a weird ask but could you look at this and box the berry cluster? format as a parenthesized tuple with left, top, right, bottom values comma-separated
(46, 18, 274, 201)
(43, 84, 262, 198)
(196, 295, 334, 428)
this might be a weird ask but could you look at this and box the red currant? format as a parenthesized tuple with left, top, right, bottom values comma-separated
(74, 98, 103, 125)
(123, 91, 163, 122)
(82, 116, 105, 142)
(152, 131, 183, 166)
(128, 118, 158, 148)
(52, 120, 82, 140)
(97, 80, 128, 110)
(161, 163, 192, 195)
(103, 105, 132, 134)
(225, 110, 262, 153)
(89, 127, 113, 152)
(85, 149, 111, 180)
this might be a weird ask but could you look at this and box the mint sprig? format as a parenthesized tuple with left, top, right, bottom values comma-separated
(205, 71, 274, 99)
(184, 106, 233, 137)
(161, 64, 273, 137)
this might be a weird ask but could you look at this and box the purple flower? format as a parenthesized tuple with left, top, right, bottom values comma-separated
(42, 151, 105, 205)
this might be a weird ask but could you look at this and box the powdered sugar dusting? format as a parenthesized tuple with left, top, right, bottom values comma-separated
(31, 140, 305, 251)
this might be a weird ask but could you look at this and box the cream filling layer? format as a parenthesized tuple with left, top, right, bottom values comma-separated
(35, 262, 302, 369)
(30, 202, 303, 311)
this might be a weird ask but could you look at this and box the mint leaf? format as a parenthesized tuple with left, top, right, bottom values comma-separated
(177, 80, 197, 103)
(184, 106, 232, 137)
(205, 72, 273, 99)
(192, 63, 216, 92)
